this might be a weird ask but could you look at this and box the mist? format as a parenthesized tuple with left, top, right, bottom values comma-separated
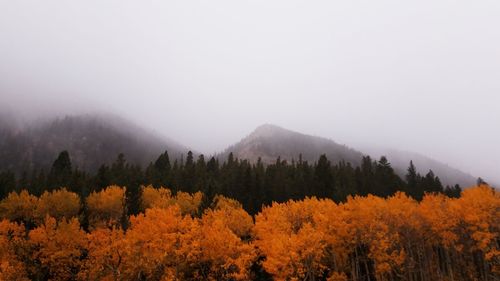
(1, 0, 499, 184)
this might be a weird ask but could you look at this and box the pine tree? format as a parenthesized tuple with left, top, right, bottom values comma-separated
(47, 150, 73, 191)
(313, 154, 334, 198)
(0, 170, 16, 200)
(154, 150, 171, 187)
(405, 161, 423, 199)
(183, 151, 196, 192)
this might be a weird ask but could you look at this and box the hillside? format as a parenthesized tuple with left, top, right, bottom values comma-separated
(221, 124, 364, 165)
(222, 124, 477, 187)
(0, 114, 188, 173)
(362, 147, 477, 188)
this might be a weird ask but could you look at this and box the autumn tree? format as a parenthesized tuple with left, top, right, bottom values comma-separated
(86, 185, 126, 229)
(254, 198, 332, 280)
(0, 190, 38, 227)
(118, 206, 195, 280)
(35, 188, 81, 224)
(79, 227, 125, 281)
(0, 220, 29, 281)
(29, 217, 87, 281)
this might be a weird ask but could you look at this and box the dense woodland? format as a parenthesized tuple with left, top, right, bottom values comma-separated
(0, 150, 463, 216)
(1, 150, 497, 280)
(0, 184, 498, 280)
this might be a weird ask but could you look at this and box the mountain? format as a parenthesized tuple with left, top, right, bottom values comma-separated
(221, 124, 364, 165)
(360, 147, 477, 187)
(0, 114, 189, 174)
(222, 124, 477, 187)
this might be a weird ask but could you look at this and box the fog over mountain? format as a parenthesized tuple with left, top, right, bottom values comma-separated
(1, 0, 499, 184)
(221, 124, 364, 166)
(0, 114, 189, 173)
(221, 124, 477, 187)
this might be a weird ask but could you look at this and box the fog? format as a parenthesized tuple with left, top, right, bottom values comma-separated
(1, 0, 499, 183)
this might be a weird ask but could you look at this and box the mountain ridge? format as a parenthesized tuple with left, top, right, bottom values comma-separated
(221, 123, 478, 187)
(221, 123, 365, 166)
(0, 114, 483, 187)
(0, 113, 190, 174)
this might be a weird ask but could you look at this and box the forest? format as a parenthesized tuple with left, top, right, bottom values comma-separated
(0, 150, 463, 216)
(0, 150, 497, 280)
(0, 184, 498, 280)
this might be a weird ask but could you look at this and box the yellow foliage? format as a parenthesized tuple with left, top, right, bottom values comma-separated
(86, 186, 125, 229)
(35, 188, 81, 223)
(140, 185, 203, 216)
(140, 185, 173, 211)
(175, 191, 203, 216)
(0, 220, 29, 281)
(192, 213, 256, 280)
(79, 227, 125, 281)
(254, 198, 332, 280)
(0, 185, 497, 280)
(29, 216, 87, 281)
(120, 206, 194, 279)
(0, 190, 38, 224)
(205, 195, 254, 238)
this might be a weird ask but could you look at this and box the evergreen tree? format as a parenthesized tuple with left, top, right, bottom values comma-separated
(444, 184, 462, 198)
(374, 156, 401, 197)
(0, 170, 16, 199)
(182, 151, 196, 192)
(47, 150, 73, 190)
(153, 150, 171, 187)
(358, 156, 375, 196)
(405, 161, 423, 199)
(313, 154, 334, 198)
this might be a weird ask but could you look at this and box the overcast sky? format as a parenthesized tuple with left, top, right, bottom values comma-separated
(0, 0, 499, 183)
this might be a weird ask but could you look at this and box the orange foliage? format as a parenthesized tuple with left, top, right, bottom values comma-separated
(35, 188, 81, 223)
(79, 227, 125, 281)
(119, 206, 194, 279)
(140, 185, 173, 210)
(29, 217, 87, 281)
(141, 185, 203, 216)
(0, 185, 497, 280)
(254, 198, 332, 280)
(0, 190, 38, 225)
(207, 195, 254, 238)
(86, 186, 126, 229)
(0, 220, 29, 281)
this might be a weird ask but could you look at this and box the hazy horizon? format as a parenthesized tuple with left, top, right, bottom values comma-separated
(1, 0, 499, 184)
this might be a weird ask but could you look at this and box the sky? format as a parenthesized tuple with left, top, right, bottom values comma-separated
(0, 0, 499, 183)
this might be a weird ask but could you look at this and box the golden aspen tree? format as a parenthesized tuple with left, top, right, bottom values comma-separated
(313, 199, 351, 279)
(187, 213, 256, 280)
(29, 217, 87, 281)
(344, 195, 404, 280)
(119, 206, 194, 280)
(174, 191, 203, 216)
(254, 198, 330, 280)
(0, 220, 29, 281)
(206, 195, 254, 238)
(454, 185, 500, 276)
(35, 188, 81, 223)
(140, 185, 173, 211)
(78, 227, 125, 281)
(178, 197, 257, 280)
(0, 190, 38, 225)
(86, 186, 126, 229)
(140, 185, 202, 216)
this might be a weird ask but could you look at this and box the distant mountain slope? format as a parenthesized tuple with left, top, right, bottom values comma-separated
(222, 124, 477, 187)
(0, 114, 188, 173)
(221, 124, 364, 165)
(360, 147, 477, 188)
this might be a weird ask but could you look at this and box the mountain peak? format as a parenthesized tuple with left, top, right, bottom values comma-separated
(249, 123, 289, 138)
(222, 124, 364, 165)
